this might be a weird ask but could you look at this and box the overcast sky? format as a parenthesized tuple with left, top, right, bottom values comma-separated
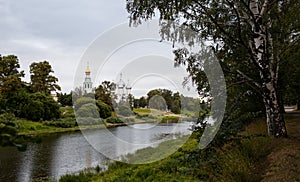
(0, 0, 129, 92)
(0, 0, 199, 98)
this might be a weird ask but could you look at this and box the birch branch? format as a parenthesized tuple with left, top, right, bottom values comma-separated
(260, 0, 269, 17)
(237, 70, 261, 88)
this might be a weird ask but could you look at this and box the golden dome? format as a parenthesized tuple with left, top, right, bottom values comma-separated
(85, 63, 91, 74)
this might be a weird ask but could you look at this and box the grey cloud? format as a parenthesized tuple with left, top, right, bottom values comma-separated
(1, 0, 129, 93)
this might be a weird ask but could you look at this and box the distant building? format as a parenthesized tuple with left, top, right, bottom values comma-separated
(83, 63, 93, 93)
(116, 73, 131, 102)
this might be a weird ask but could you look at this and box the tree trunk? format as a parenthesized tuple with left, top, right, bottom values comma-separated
(262, 81, 287, 137)
(250, 0, 287, 137)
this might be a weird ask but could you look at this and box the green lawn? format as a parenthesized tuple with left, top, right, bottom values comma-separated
(133, 108, 151, 117)
(18, 119, 79, 135)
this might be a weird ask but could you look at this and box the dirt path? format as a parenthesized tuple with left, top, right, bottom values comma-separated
(261, 111, 300, 182)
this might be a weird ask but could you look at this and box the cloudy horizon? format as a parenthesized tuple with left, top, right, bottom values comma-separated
(0, 0, 129, 93)
(1, 0, 201, 99)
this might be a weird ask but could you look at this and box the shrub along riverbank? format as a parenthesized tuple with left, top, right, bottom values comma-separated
(59, 112, 300, 181)
(4, 107, 184, 139)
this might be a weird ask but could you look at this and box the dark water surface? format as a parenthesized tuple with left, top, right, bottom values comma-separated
(0, 123, 191, 182)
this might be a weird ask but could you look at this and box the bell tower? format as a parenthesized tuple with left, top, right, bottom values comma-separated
(83, 62, 93, 93)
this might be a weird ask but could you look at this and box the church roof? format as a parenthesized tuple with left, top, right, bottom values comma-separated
(85, 64, 91, 74)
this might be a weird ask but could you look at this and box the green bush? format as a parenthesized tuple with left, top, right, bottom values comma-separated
(0, 113, 19, 146)
(161, 115, 180, 123)
(74, 97, 95, 111)
(60, 107, 75, 118)
(23, 100, 44, 121)
(96, 100, 112, 119)
(21, 92, 60, 121)
(117, 105, 133, 117)
(59, 171, 93, 182)
(43, 118, 77, 128)
(76, 103, 99, 118)
(76, 117, 103, 126)
(106, 116, 123, 124)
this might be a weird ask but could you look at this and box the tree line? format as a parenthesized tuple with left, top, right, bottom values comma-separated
(0, 53, 192, 124)
(0, 55, 61, 121)
(72, 83, 190, 121)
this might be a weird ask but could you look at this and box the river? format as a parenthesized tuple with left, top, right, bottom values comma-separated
(0, 122, 192, 182)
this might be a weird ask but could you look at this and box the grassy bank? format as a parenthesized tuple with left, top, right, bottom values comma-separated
(59, 111, 300, 181)
(16, 106, 103, 136)
(17, 119, 107, 136)
(16, 107, 153, 136)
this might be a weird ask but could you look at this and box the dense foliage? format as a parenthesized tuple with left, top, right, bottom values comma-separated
(96, 100, 112, 119)
(24, 93, 60, 121)
(61, 1, 298, 180)
(126, 0, 300, 137)
(0, 55, 61, 121)
(0, 55, 62, 145)
(95, 81, 116, 108)
(133, 89, 197, 115)
(161, 115, 180, 123)
(30, 61, 61, 94)
(0, 113, 19, 146)
(74, 97, 113, 123)
(106, 116, 124, 124)
(57, 92, 73, 107)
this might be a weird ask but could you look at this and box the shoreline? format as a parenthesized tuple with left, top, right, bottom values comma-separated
(17, 115, 186, 137)
(17, 119, 157, 137)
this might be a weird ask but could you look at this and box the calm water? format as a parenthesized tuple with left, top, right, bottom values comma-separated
(0, 123, 191, 182)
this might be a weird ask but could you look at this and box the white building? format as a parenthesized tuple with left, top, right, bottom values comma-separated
(83, 63, 93, 93)
(116, 73, 131, 102)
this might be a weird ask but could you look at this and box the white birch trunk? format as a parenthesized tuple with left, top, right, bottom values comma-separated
(249, 0, 287, 137)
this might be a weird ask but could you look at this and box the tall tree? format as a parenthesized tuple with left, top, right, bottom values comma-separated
(0, 55, 25, 113)
(30, 61, 61, 94)
(95, 81, 116, 107)
(0, 55, 24, 96)
(126, 0, 300, 137)
(171, 92, 181, 114)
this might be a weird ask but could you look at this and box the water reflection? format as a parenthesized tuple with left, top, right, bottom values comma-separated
(0, 122, 191, 181)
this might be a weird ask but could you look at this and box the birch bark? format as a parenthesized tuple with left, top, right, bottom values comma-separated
(249, 0, 287, 137)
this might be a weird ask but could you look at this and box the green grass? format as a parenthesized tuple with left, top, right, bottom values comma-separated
(17, 118, 106, 136)
(133, 108, 151, 113)
(16, 106, 105, 136)
(18, 119, 78, 135)
(19, 119, 53, 131)
(133, 108, 151, 117)
(160, 115, 180, 123)
(122, 135, 191, 164)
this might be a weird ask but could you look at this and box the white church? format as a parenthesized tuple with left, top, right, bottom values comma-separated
(83, 63, 93, 93)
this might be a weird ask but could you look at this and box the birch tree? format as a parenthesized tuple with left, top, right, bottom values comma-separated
(126, 0, 300, 137)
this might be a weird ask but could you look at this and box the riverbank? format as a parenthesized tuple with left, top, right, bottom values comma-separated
(59, 111, 300, 181)
(1, 121, 192, 182)
(17, 120, 105, 136)
(17, 117, 181, 137)
(17, 118, 149, 137)
(17, 108, 185, 137)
